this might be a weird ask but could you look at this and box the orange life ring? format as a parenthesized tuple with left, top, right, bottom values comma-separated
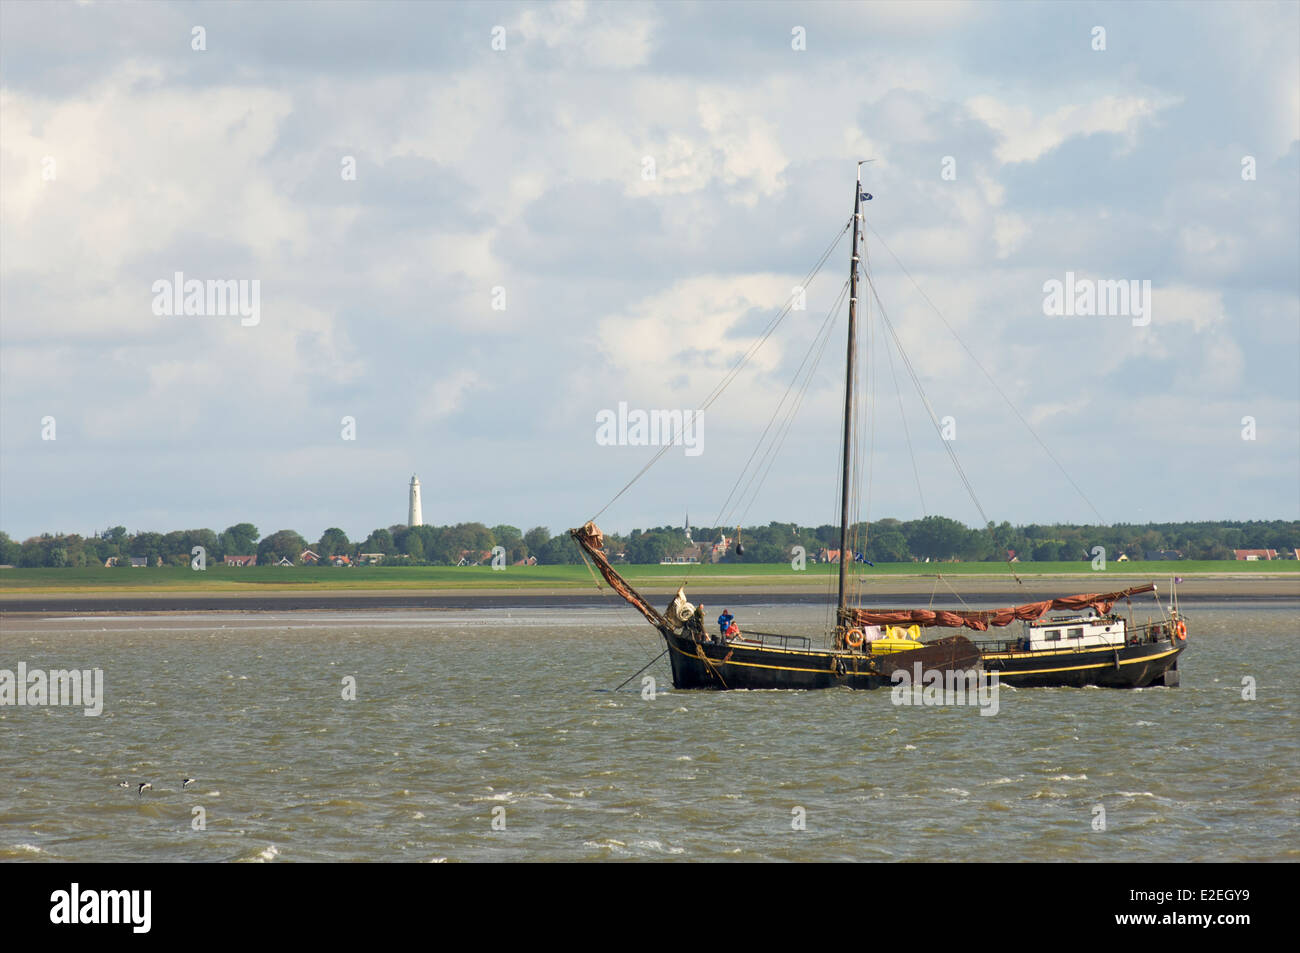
(845, 628, 865, 650)
(1174, 620, 1187, 641)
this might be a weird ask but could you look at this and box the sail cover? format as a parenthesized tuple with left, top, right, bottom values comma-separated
(844, 584, 1156, 632)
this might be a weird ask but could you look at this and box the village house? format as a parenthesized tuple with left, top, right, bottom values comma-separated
(659, 536, 732, 564)
(105, 556, 152, 568)
(660, 545, 701, 565)
(816, 548, 843, 564)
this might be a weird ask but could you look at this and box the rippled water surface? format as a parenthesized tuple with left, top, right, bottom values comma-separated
(2, 604, 1296, 861)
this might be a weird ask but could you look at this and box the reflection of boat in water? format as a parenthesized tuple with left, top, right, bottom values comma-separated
(571, 165, 1187, 691)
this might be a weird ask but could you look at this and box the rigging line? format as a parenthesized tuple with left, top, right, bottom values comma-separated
(842, 293, 865, 611)
(861, 300, 878, 602)
(730, 323, 836, 535)
(883, 309, 927, 517)
(865, 272, 1022, 584)
(850, 236, 866, 606)
(578, 549, 661, 657)
(863, 274, 992, 529)
(578, 548, 605, 593)
(686, 280, 847, 591)
(849, 275, 879, 608)
(936, 572, 973, 609)
(847, 297, 861, 596)
(610, 649, 668, 692)
(588, 218, 852, 524)
(725, 326, 839, 586)
(860, 292, 878, 605)
(730, 282, 844, 541)
(823, 415, 844, 639)
(848, 294, 868, 607)
(864, 220, 1106, 526)
(724, 281, 850, 534)
(710, 279, 849, 537)
(852, 229, 875, 606)
(825, 355, 849, 636)
(862, 295, 879, 603)
(689, 220, 850, 426)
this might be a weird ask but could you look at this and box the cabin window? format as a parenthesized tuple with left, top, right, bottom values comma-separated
(1068, 628, 1083, 639)
(1043, 629, 1060, 641)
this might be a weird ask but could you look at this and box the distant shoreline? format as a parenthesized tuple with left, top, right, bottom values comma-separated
(2, 574, 1296, 614)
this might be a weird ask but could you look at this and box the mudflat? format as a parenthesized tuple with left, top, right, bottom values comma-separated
(1, 573, 1295, 614)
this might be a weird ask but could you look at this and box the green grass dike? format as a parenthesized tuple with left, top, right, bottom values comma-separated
(0, 560, 1295, 594)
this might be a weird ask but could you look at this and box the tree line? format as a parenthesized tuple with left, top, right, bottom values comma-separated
(0, 523, 580, 568)
(2, 517, 1297, 568)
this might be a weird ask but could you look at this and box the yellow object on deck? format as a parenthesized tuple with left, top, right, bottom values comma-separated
(882, 624, 923, 642)
(869, 629, 925, 655)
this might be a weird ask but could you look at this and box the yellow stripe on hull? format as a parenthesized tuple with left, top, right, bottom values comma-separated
(667, 640, 839, 676)
(989, 647, 1181, 677)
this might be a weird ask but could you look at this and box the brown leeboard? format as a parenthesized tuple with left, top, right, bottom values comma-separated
(869, 635, 981, 678)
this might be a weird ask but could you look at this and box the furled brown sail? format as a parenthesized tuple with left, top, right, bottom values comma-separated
(570, 522, 668, 628)
(843, 583, 1155, 631)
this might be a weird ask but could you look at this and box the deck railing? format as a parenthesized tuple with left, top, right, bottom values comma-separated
(727, 630, 813, 651)
(975, 624, 1170, 654)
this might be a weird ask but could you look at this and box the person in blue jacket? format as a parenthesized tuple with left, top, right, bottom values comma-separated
(717, 609, 735, 640)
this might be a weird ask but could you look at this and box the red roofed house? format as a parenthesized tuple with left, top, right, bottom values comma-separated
(660, 545, 702, 565)
(1233, 549, 1277, 561)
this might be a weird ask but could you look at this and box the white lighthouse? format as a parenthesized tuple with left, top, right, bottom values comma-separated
(408, 475, 423, 527)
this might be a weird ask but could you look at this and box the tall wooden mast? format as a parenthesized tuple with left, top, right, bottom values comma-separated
(836, 165, 865, 623)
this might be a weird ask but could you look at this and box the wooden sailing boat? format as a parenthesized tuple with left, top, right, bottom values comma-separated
(572, 165, 1186, 691)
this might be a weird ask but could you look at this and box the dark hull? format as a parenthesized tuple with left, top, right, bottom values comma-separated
(661, 628, 980, 691)
(978, 638, 1185, 688)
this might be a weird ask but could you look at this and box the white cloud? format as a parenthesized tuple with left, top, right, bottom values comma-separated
(1, 2, 1295, 537)
(1152, 284, 1226, 335)
(420, 369, 482, 422)
(967, 93, 1175, 164)
(992, 213, 1030, 259)
(512, 1, 656, 69)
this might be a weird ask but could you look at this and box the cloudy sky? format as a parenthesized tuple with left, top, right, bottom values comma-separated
(2, 0, 1297, 543)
